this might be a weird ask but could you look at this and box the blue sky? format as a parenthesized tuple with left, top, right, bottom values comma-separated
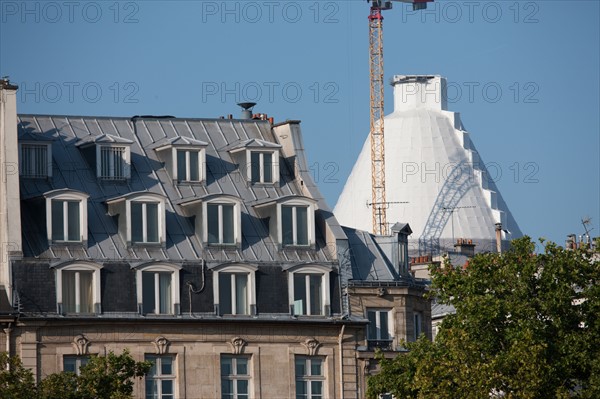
(1, 0, 599, 247)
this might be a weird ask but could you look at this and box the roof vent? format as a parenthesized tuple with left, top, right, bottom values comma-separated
(238, 102, 256, 120)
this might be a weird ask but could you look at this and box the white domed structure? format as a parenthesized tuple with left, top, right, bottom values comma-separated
(334, 75, 522, 255)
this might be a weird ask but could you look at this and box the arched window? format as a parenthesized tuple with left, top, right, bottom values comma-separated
(285, 264, 331, 316)
(52, 261, 102, 314)
(44, 189, 89, 245)
(211, 263, 257, 316)
(107, 192, 166, 246)
(133, 262, 182, 315)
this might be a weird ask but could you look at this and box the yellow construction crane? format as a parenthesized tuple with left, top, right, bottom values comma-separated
(366, 0, 432, 235)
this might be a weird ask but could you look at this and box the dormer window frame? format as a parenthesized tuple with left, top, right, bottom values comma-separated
(286, 264, 331, 317)
(247, 148, 279, 184)
(278, 198, 315, 248)
(106, 192, 167, 248)
(52, 261, 102, 315)
(203, 196, 242, 247)
(19, 141, 52, 179)
(211, 263, 257, 316)
(154, 139, 208, 185)
(44, 189, 89, 246)
(97, 143, 131, 180)
(133, 262, 181, 315)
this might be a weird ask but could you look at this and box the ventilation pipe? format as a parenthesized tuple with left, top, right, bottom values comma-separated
(237, 102, 256, 120)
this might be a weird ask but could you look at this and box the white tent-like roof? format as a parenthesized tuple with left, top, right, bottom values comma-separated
(334, 75, 522, 255)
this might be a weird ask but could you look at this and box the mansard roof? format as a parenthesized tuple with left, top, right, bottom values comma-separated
(17, 115, 334, 264)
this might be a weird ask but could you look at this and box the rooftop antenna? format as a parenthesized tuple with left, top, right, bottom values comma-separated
(237, 102, 256, 120)
(442, 206, 477, 244)
(581, 216, 593, 244)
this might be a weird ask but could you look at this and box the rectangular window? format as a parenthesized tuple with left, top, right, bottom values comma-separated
(51, 200, 81, 242)
(62, 270, 93, 313)
(145, 355, 175, 399)
(176, 149, 201, 182)
(100, 146, 126, 179)
(367, 309, 393, 350)
(207, 203, 235, 245)
(250, 151, 273, 183)
(63, 355, 90, 375)
(131, 202, 160, 244)
(142, 271, 172, 314)
(282, 205, 309, 246)
(293, 274, 322, 316)
(219, 273, 249, 315)
(221, 356, 250, 399)
(414, 312, 423, 340)
(295, 357, 324, 399)
(21, 144, 49, 178)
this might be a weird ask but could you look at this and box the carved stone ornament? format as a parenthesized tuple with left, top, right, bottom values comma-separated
(152, 336, 170, 355)
(228, 337, 247, 355)
(72, 334, 90, 355)
(301, 338, 321, 356)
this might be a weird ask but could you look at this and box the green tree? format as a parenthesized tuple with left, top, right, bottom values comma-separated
(367, 237, 600, 399)
(0, 352, 37, 399)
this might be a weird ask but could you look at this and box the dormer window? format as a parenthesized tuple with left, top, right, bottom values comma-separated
(227, 138, 281, 185)
(75, 134, 133, 180)
(154, 137, 208, 184)
(20, 142, 52, 178)
(52, 261, 102, 315)
(211, 263, 257, 316)
(286, 264, 331, 316)
(106, 192, 166, 247)
(43, 189, 89, 245)
(254, 196, 316, 248)
(179, 194, 242, 247)
(133, 262, 181, 315)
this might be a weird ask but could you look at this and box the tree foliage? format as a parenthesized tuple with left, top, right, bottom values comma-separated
(367, 237, 600, 399)
(1, 349, 151, 399)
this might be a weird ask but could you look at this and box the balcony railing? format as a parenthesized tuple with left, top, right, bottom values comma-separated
(367, 339, 393, 351)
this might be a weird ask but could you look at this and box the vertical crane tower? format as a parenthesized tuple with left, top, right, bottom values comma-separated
(367, 0, 432, 235)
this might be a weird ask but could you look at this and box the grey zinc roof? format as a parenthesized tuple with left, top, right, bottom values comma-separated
(342, 226, 398, 281)
(18, 115, 334, 264)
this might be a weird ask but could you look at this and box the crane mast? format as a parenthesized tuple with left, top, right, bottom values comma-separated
(367, 0, 432, 235)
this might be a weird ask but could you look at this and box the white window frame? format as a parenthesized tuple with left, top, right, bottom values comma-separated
(287, 264, 331, 316)
(135, 263, 181, 315)
(278, 199, 315, 247)
(130, 201, 162, 244)
(96, 144, 130, 180)
(367, 308, 393, 344)
(220, 355, 251, 399)
(19, 142, 52, 178)
(212, 263, 257, 316)
(44, 189, 89, 245)
(173, 146, 205, 183)
(145, 354, 176, 399)
(202, 197, 242, 246)
(294, 356, 325, 399)
(107, 192, 167, 247)
(63, 355, 90, 375)
(247, 149, 279, 184)
(53, 261, 102, 314)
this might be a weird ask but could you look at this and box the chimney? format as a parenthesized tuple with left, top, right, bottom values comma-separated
(237, 102, 256, 120)
(390, 75, 447, 113)
(0, 78, 23, 301)
(454, 238, 475, 257)
(495, 223, 502, 254)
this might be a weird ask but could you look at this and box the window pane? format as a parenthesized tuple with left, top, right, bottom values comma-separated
(52, 200, 64, 241)
(296, 206, 308, 245)
(146, 203, 159, 243)
(79, 271, 93, 313)
(263, 152, 272, 183)
(177, 150, 187, 181)
(293, 274, 306, 315)
(282, 206, 293, 246)
(222, 204, 234, 244)
(380, 311, 389, 340)
(309, 275, 322, 316)
(161, 380, 173, 394)
(142, 272, 156, 314)
(310, 359, 322, 376)
(295, 358, 306, 377)
(311, 381, 323, 396)
(207, 204, 219, 244)
(131, 203, 143, 244)
(367, 311, 377, 340)
(189, 151, 200, 181)
(221, 379, 233, 398)
(114, 147, 124, 178)
(101, 147, 109, 177)
(236, 358, 248, 375)
(145, 379, 158, 399)
(64, 356, 77, 373)
(237, 379, 249, 395)
(235, 274, 247, 315)
(251, 152, 260, 183)
(159, 272, 172, 314)
(67, 201, 80, 241)
(160, 355, 173, 375)
(62, 271, 76, 313)
(219, 273, 232, 315)
(296, 381, 307, 398)
(221, 357, 232, 376)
